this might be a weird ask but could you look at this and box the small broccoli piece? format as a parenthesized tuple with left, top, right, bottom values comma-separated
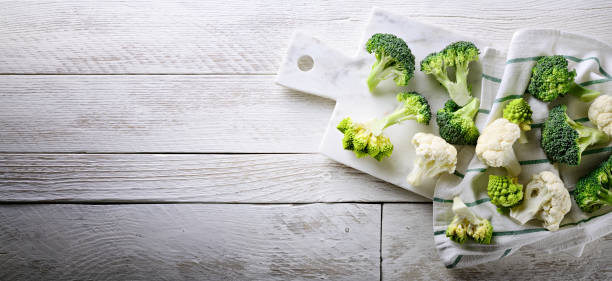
(446, 197, 493, 244)
(337, 92, 431, 161)
(503, 98, 533, 144)
(488, 175, 524, 212)
(574, 155, 612, 212)
(365, 33, 416, 92)
(541, 105, 610, 166)
(421, 41, 480, 106)
(528, 55, 600, 102)
(436, 98, 480, 145)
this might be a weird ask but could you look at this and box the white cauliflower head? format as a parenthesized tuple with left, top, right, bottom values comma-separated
(509, 171, 571, 231)
(406, 133, 457, 187)
(475, 118, 521, 176)
(588, 95, 612, 137)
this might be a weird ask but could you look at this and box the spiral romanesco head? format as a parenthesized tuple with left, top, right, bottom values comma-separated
(503, 98, 533, 131)
(488, 175, 524, 208)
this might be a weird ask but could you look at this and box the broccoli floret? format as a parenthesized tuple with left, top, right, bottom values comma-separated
(528, 55, 600, 102)
(436, 98, 480, 145)
(420, 41, 480, 106)
(337, 92, 431, 161)
(365, 33, 416, 92)
(574, 156, 612, 212)
(446, 197, 493, 244)
(541, 105, 609, 166)
(503, 98, 533, 143)
(488, 175, 524, 213)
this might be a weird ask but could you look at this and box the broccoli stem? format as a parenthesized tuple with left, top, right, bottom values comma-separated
(569, 82, 600, 102)
(367, 55, 394, 91)
(367, 106, 417, 136)
(569, 118, 610, 152)
(598, 187, 612, 204)
(518, 131, 528, 144)
(455, 97, 480, 120)
(449, 62, 472, 106)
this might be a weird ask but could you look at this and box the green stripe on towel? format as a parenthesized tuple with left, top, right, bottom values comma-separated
(482, 73, 502, 83)
(500, 248, 512, 259)
(506, 55, 612, 79)
(445, 255, 463, 268)
(495, 94, 524, 103)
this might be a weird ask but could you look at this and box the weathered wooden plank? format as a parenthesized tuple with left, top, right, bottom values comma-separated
(0, 203, 381, 281)
(0, 75, 333, 153)
(0, 153, 425, 203)
(381, 204, 612, 280)
(1, 1, 611, 74)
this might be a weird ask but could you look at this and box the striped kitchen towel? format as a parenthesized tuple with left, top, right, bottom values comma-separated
(433, 29, 612, 268)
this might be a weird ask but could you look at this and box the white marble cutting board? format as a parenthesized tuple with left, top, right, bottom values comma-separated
(277, 8, 494, 199)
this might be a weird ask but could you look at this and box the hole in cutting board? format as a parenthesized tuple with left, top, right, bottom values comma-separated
(297, 55, 314, 71)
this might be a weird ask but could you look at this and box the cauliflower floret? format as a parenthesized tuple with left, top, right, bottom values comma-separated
(475, 118, 521, 176)
(509, 171, 571, 231)
(406, 133, 457, 186)
(588, 95, 612, 137)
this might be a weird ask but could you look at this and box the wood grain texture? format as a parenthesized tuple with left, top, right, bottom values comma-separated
(0, 203, 381, 281)
(0, 75, 333, 153)
(382, 204, 612, 280)
(1, 0, 611, 74)
(0, 153, 425, 203)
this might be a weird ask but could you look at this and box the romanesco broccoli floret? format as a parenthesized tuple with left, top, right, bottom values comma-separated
(365, 33, 416, 92)
(503, 98, 533, 143)
(337, 92, 431, 161)
(488, 175, 524, 211)
(420, 41, 480, 106)
(528, 55, 600, 102)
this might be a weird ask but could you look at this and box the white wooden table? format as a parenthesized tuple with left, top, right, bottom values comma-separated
(1, 1, 611, 280)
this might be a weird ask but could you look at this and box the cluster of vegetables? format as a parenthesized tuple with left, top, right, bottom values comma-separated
(337, 33, 612, 245)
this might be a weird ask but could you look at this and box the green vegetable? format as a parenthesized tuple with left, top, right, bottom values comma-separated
(503, 98, 533, 143)
(488, 175, 524, 213)
(420, 41, 480, 106)
(436, 98, 480, 145)
(365, 33, 416, 92)
(528, 55, 600, 102)
(574, 155, 612, 212)
(541, 105, 609, 166)
(337, 92, 431, 161)
(446, 197, 493, 244)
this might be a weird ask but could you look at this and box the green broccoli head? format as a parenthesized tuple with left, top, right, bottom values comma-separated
(503, 98, 533, 143)
(574, 157, 612, 212)
(336, 92, 431, 161)
(420, 41, 480, 106)
(541, 105, 610, 166)
(488, 175, 524, 209)
(446, 197, 493, 244)
(528, 55, 600, 102)
(436, 98, 480, 145)
(366, 33, 415, 92)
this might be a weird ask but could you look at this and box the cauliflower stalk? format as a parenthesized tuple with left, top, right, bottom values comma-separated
(476, 118, 522, 176)
(406, 133, 457, 187)
(588, 95, 612, 137)
(509, 171, 571, 231)
(446, 197, 493, 244)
